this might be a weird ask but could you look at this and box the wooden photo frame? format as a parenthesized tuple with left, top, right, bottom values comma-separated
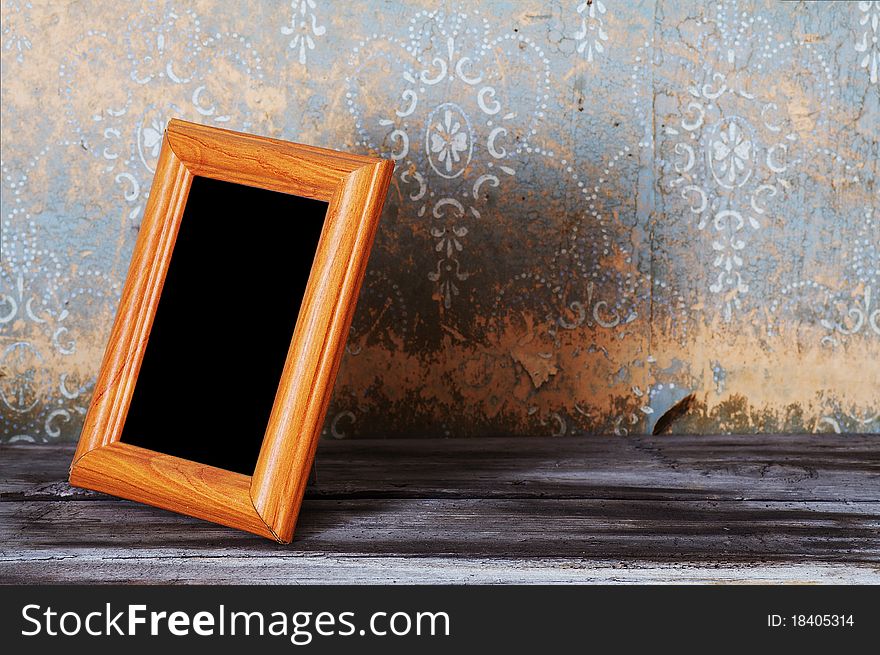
(69, 119, 393, 543)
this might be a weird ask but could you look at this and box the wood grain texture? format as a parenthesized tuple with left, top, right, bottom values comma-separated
(251, 161, 394, 542)
(5, 497, 878, 559)
(13, 434, 880, 501)
(69, 442, 275, 540)
(165, 119, 376, 201)
(3, 555, 873, 585)
(5, 436, 878, 584)
(69, 119, 394, 543)
(72, 140, 192, 465)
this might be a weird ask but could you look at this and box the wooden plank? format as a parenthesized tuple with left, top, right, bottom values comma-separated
(2, 498, 878, 560)
(1, 437, 877, 584)
(1, 554, 876, 585)
(4, 436, 878, 501)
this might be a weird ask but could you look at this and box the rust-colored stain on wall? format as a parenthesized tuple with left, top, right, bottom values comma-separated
(1, 0, 878, 442)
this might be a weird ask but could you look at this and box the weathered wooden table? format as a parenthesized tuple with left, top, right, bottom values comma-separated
(2, 435, 878, 584)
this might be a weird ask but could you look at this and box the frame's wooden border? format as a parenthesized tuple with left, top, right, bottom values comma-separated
(70, 119, 393, 543)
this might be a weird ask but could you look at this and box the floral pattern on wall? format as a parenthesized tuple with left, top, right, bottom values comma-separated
(1, 0, 877, 442)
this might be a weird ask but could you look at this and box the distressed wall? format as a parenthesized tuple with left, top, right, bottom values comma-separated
(1, 0, 878, 442)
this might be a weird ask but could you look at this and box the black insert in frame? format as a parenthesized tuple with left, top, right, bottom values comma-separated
(121, 175, 328, 475)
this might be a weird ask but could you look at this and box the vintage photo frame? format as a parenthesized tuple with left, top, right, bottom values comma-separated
(69, 119, 393, 543)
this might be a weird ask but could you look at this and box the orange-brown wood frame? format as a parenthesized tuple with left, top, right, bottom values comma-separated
(69, 119, 394, 543)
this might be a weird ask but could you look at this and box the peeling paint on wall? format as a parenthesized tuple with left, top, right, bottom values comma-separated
(1, 0, 878, 443)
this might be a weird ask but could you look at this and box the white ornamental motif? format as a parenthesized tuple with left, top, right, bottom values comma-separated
(0, 208, 119, 442)
(855, 1, 880, 84)
(60, 6, 265, 225)
(655, 0, 844, 323)
(345, 9, 549, 310)
(281, 0, 326, 66)
(1, 0, 33, 63)
(0, 342, 43, 413)
(426, 103, 473, 179)
(574, 0, 608, 63)
(708, 118, 754, 189)
(665, 71, 800, 322)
